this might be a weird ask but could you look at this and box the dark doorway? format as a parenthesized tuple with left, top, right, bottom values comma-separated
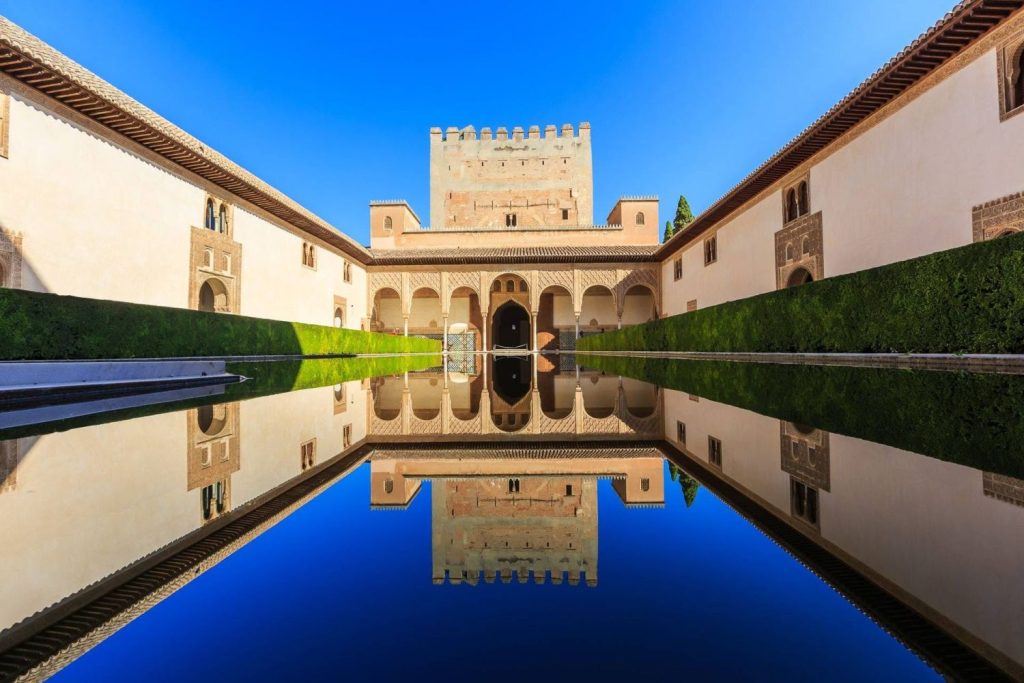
(492, 302, 530, 349)
(786, 268, 814, 288)
(492, 356, 531, 405)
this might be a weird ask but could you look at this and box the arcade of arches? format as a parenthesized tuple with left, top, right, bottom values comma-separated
(367, 266, 659, 353)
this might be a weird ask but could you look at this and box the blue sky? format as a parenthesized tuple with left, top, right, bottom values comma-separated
(5, 0, 954, 244)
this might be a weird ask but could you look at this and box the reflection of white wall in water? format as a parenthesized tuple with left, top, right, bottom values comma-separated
(0, 382, 366, 632)
(661, 388, 1024, 670)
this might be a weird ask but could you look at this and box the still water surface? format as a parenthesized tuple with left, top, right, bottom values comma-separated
(0, 354, 1021, 681)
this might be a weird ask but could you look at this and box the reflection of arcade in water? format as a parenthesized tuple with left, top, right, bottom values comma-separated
(368, 354, 662, 439)
(369, 445, 665, 586)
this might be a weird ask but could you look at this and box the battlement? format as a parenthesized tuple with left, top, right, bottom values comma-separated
(431, 122, 591, 143)
(618, 195, 659, 202)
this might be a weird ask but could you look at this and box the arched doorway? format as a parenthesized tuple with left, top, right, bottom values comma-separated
(580, 285, 615, 334)
(492, 301, 530, 350)
(371, 288, 403, 334)
(198, 278, 229, 313)
(786, 268, 814, 288)
(409, 287, 442, 339)
(621, 285, 657, 325)
(537, 285, 572, 353)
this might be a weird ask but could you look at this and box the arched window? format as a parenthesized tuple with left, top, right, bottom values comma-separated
(506, 279, 515, 292)
(635, 211, 645, 225)
(1014, 46, 1024, 109)
(641, 478, 650, 492)
(492, 280, 501, 292)
(802, 237, 810, 255)
(785, 243, 794, 261)
(383, 216, 393, 232)
(205, 199, 216, 231)
(334, 307, 344, 328)
(785, 189, 798, 222)
(218, 203, 228, 234)
(797, 181, 809, 216)
(384, 479, 394, 494)
(518, 279, 527, 292)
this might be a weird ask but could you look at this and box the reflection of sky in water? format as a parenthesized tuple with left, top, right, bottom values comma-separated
(55, 462, 933, 682)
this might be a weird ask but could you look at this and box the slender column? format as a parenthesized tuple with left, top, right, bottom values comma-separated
(531, 312, 538, 353)
(442, 315, 449, 353)
(403, 316, 409, 337)
(483, 312, 489, 352)
(575, 315, 580, 340)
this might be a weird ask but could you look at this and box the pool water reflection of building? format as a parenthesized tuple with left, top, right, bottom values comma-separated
(0, 355, 1021, 681)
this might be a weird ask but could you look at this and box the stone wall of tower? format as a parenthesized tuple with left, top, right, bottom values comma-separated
(429, 123, 593, 229)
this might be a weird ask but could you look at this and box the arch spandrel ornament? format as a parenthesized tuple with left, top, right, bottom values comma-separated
(615, 268, 660, 317)
(368, 271, 404, 311)
(537, 269, 575, 312)
(577, 269, 619, 315)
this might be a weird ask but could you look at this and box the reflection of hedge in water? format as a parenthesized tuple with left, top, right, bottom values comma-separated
(0, 288, 439, 359)
(579, 233, 1024, 354)
(579, 354, 1024, 479)
(0, 355, 442, 441)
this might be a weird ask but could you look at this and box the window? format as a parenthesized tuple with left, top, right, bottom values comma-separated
(508, 478, 520, 493)
(703, 236, 717, 265)
(518, 279, 527, 293)
(383, 215, 393, 232)
(790, 478, 819, 527)
(673, 258, 682, 281)
(708, 436, 722, 468)
(784, 178, 810, 223)
(505, 213, 517, 227)
(334, 306, 344, 328)
(565, 484, 573, 496)
(218, 203, 228, 234)
(0, 92, 9, 159)
(205, 199, 216, 231)
(635, 211, 645, 226)
(676, 420, 686, 444)
(562, 209, 569, 221)
(686, 299, 697, 313)
(300, 440, 316, 471)
(506, 279, 515, 292)
(785, 243, 794, 261)
(492, 280, 501, 292)
(999, 38, 1024, 119)
(384, 478, 394, 494)
(641, 477, 650, 492)
(343, 424, 352, 449)
(343, 260, 352, 283)
(801, 237, 810, 255)
(785, 189, 798, 222)
(302, 242, 316, 268)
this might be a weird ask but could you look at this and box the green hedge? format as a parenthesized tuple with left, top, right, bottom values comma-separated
(580, 233, 1024, 354)
(0, 288, 440, 359)
(578, 353, 1024, 479)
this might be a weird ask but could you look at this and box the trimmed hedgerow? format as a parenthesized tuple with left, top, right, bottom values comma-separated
(577, 353, 1024, 479)
(580, 232, 1024, 354)
(0, 288, 439, 360)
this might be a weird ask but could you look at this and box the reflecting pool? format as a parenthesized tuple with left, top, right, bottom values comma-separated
(0, 353, 1021, 681)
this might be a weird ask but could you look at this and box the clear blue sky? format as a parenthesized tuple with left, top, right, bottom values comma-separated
(5, 0, 954, 245)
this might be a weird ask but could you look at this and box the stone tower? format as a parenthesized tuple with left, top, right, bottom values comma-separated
(429, 123, 594, 229)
